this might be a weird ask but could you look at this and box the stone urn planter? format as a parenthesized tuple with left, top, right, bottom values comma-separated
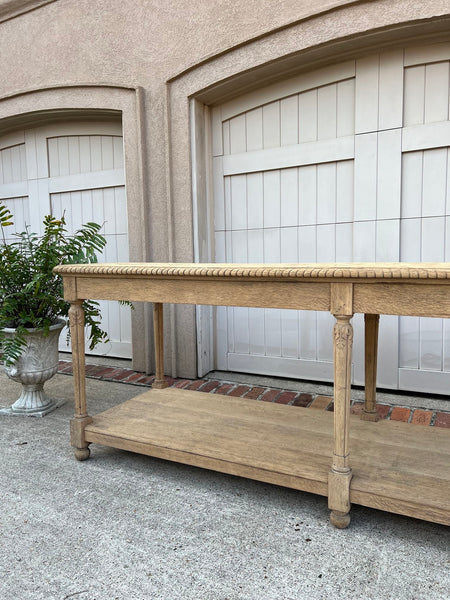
(0, 202, 111, 417)
(0, 319, 66, 417)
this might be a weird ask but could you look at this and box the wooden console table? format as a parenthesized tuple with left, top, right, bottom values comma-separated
(54, 262, 450, 528)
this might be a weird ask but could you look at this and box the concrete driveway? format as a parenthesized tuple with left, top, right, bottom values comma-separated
(0, 370, 449, 600)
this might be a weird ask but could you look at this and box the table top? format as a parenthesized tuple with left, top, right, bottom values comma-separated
(54, 262, 450, 282)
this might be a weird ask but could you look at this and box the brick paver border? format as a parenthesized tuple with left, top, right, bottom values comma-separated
(57, 360, 450, 428)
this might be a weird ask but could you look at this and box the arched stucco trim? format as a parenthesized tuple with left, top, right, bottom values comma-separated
(165, 2, 450, 378)
(0, 84, 152, 372)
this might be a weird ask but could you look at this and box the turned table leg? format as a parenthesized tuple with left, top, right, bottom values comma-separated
(361, 313, 380, 422)
(152, 303, 168, 389)
(329, 313, 353, 528)
(69, 301, 92, 461)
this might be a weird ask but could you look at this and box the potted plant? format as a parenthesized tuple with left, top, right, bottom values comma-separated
(0, 202, 109, 416)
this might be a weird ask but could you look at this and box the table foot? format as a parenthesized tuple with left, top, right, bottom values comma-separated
(152, 380, 169, 389)
(360, 409, 379, 422)
(74, 447, 90, 461)
(330, 510, 351, 529)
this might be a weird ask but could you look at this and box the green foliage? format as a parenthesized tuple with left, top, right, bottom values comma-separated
(0, 202, 110, 366)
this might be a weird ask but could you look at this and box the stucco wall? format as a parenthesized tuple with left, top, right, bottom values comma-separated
(1, 0, 450, 376)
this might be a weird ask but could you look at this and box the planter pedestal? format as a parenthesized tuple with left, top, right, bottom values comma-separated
(1, 320, 67, 417)
(0, 384, 66, 417)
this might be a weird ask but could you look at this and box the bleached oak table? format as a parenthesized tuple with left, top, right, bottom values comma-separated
(54, 262, 450, 528)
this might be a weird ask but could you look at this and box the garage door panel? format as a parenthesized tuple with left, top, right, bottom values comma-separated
(418, 216, 445, 374)
(404, 61, 450, 127)
(316, 222, 335, 364)
(222, 120, 231, 155)
(0, 196, 29, 240)
(355, 55, 379, 133)
(229, 174, 247, 230)
(401, 316, 446, 372)
(424, 62, 450, 123)
(298, 165, 317, 225)
(401, 152, 423, 218)
(335, 222, 353, 262)
(223, 136, 354, 175)
(299, 89, 318, 142)
(210, 48, 450, 392)
(353, 221, 376, 261)
(47, 134, 124, 176)
(422, 215, 446, 261)
(115, 234, 129, 262)
(422, 149, 448, 217)
(263, 172, 281, 227)
(0, 143, 27, 184)
(263, 102, 281, 148)
(298, 222, 316, 260)
(378, 50, 404, 129)
(404, 66, 426, 126)
(420, 318, 443, 371)
(103, 187, 120, 235)
(230, 229, 247, 261)
(405, 42, 450, 67)
(229, 114, 246, 154)
(223, 176, 232, 230)
(377, 129, 402, 219)
(280, 168, 298, 227)
(444, 320, 450, 372)
(0, 122, 130, 359)
(249, 308, 265, 355)
(316, 223, 334, 261)
(318, 84, 337, 139)
(336, 159, 354, 222)
(317, 163, 336, 224)
(317, 312, 334, 362)
(337, 79, 355, 137)
(280, 226, 298, 261)
(280, 96, 298, 146)
(51, 186, 128, 257)
(403, 121, 450, 153)
(221, 62, 355, 123)
(399, 211, 450, 382)
(48, 169, 125, 195)
(354, 133, 377, 221)
(376, 219, 400, 262)
(400, 316, 444, 373)
(264, 309, 282, 356)
(246, 107, 264, 151)
(224, 76, 355, 154)
(234, 307, 249, 354)
(400, 316, 419, 369)
(212, 157, 225, 230)
(244, 172, 261, 228)
(247, 228, 263, 261)
(281, 309, 299, 358)
(51, 183, 131, 357)
(214, 231, 225, 262)
(228, 353, 335, 382)
(356, 50, 404, 133)
(215, 306, 228, 369)
(0, 181, 27, 199)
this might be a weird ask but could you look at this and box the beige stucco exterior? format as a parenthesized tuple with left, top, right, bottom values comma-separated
(1, 0, 450, 377)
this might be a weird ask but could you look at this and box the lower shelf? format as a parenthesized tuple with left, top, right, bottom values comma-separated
(84, 388, 450, 526)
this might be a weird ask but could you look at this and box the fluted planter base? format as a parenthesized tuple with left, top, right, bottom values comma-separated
(1, 319, 67, 417)
(0, 383, 66, 417)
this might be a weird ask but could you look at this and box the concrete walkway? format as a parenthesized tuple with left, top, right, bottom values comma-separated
(1, 370, 449, 600)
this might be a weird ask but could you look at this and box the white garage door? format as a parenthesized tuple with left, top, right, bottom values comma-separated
(211, 42, 450, 394)
(0, 121, 131, 358)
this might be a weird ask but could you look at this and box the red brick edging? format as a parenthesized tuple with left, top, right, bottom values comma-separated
(57, 361, 450, 428)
